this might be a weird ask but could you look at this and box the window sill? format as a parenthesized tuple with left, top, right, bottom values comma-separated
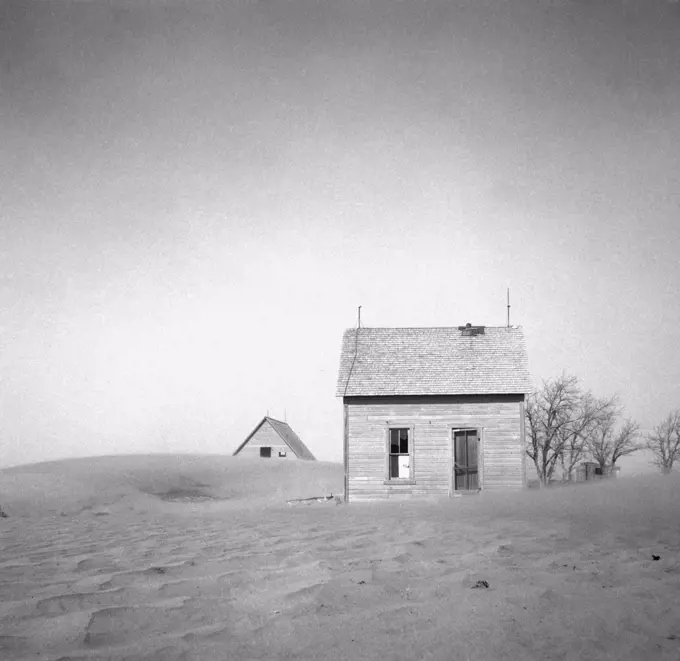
(384, 480, 417, 486)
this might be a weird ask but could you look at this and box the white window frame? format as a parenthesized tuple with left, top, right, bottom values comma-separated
(384, 425, 416, 485)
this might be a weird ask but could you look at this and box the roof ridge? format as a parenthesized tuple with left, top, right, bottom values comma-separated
(265, 416, 289, 426)
(344, 325, 524, 330)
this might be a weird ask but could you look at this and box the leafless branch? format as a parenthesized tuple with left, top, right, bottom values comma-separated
(646, 410, 680, 474)
(560, 393, 619, 481)
(525, 373, 584, 486)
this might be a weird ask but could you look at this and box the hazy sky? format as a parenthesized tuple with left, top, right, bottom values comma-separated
(2, 0, 679, 470)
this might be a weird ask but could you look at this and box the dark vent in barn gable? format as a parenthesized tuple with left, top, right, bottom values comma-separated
(458, 323, 485, 337)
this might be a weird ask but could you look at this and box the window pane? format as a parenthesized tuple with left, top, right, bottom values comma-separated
(389, 455, 400, 478)
(400, 428, 409, 454)
(467, 431, 478, 468)
(398, 455, 410, 479)
(390, 429, 400, 454)
(454, 432, 466, 466)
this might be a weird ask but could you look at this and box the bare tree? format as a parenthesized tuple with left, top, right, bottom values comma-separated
(646, 410, 680, 474)
(559, 394, 619, 482)
(589, 410, 641, 475)
(559, 430, 588, 482)
(525, 374, 583, 487)
(610, 419, 641, 469)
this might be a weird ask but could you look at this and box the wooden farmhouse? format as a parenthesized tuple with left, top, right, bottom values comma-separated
(233, 416, 316, 460)
(336, 324, 532, 502)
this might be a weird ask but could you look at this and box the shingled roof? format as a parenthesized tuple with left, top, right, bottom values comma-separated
(336, 326, 531, 397)
(233, 417, 316, 460)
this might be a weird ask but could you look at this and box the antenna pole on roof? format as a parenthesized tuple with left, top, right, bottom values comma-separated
(358, 305, 362, 329)
(284, 408, 287, 423)
(506, 288, 511, 328)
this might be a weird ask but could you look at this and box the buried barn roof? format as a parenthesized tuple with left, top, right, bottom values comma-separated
(233, 417, 316, 460)
(336, 326, 532, 397)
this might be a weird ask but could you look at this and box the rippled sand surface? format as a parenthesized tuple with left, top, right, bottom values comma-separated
(1, 456, 679, 660)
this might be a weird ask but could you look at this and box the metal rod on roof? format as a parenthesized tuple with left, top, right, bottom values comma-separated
(507, 288, 511, 328)
(358, 305, 362, 329)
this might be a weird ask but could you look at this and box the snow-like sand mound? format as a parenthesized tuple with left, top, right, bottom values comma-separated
(0, 454, 344, 518)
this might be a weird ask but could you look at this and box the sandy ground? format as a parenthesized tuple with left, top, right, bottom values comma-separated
(1, 455, 679, 661)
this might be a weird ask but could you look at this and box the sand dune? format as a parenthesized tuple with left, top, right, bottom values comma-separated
(1, 455, 679, 660)
(0, 454, 343, 518)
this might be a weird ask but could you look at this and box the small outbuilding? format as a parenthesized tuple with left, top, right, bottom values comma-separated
(233, 416, 316, 460)
(336, 324, 532, 502)
(575, 461, 618, 481)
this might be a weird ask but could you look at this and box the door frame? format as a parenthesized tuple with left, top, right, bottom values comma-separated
(450, 427, 483, 495)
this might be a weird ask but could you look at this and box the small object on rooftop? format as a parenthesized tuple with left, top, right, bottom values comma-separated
(471, 580, 489, 589)
(458, 323, 485, 336)
(652, 554, 661, 561)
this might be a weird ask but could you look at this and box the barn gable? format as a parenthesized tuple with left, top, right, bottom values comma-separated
(233, 417, 316, 460)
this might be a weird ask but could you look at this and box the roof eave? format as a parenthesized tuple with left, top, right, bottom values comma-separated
(340, 390, 531, 398)
(232, 416, 269, 455)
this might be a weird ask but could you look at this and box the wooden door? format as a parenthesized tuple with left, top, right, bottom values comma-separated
(453, 430, 478, 491)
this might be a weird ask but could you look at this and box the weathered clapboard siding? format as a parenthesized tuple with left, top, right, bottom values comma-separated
(237, 423, 298, 459)
(344, 395, 525, 502)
